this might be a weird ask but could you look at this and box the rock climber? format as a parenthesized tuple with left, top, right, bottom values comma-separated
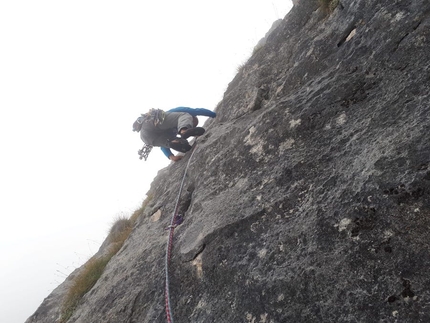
(133, 107, 216, 162)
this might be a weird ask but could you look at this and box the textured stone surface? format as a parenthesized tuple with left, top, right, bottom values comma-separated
(27, 0, 430, 322)
(254, 19, 283, 50)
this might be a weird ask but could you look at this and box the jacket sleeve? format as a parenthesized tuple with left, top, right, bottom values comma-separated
(168, 107, 216, 118)
(160, 147, 173, 159)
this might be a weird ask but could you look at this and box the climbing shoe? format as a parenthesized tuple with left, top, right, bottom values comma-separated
(168, 138, 192, 153)
(181, 127, 205, 139)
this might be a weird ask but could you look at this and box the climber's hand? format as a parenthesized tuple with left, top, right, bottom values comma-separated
(169, 155, 183, 162)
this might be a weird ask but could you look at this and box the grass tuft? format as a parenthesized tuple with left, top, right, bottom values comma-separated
(60, 215, 135, 322)
(60, 195, 155, 321)
(60, 256, 110, 322)
(319, 0, 339, 14)
(107, 216, 133, 254)
(252, 43, 264, 55)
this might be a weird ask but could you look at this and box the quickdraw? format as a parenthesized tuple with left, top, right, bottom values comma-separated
(138, 144, 153, 161)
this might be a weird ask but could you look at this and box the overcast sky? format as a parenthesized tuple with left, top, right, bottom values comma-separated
(0, 1, 292, 322)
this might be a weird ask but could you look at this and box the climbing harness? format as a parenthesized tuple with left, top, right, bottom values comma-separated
(164, 142, 198, 323)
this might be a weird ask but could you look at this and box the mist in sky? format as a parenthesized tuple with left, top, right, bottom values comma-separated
(0, 1, 293, 322)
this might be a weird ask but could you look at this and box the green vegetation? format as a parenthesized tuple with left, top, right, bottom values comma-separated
(60, 216, 133, 322)
(319, 0, 339, 14)
(59, 197, 151, 323)
(107, 216, 133, 255)
(60, 256, 110, 322)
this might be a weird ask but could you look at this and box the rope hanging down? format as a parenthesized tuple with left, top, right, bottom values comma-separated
(164, 143, 198, 323)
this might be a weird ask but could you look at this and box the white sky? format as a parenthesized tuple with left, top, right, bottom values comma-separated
(0, 1, 292, 322)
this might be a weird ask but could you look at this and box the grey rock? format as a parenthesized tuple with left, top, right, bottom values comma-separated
(27, 0, 430, 322)
(254, 19, 283, 51)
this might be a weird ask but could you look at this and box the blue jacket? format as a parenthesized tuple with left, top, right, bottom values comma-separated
(161, 107, 216, 158)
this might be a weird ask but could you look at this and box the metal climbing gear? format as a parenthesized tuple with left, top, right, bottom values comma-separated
(142, 108, 166, 126)
(164, 215, 184, 230)
(138, 144, 153, 161)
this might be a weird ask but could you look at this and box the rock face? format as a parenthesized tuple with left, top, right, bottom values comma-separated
(254, 19, 283, 50)
(27, 0, 430, 322)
